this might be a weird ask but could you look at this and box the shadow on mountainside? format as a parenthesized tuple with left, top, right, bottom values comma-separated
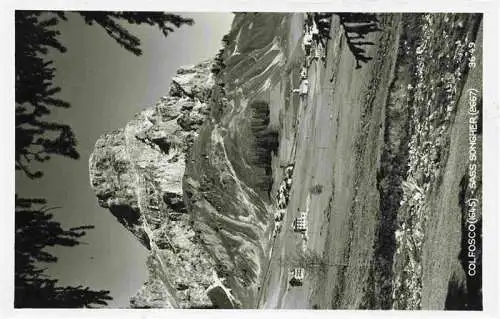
(337, 13, 382, 69)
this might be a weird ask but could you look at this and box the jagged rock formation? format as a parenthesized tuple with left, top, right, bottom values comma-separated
(90, 61, 223, 308)
(89, 13, 292, 308)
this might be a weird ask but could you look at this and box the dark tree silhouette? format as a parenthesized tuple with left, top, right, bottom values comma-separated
(15, 11, 77, 179)
(247, 101, 279, 196)
(15, 11, 194, 179)
(335, 13, 381, 69)
(15, 195, 112, 308)
(211, 48, 226, 75)
(15, 10, 194, 307)
(76, 11, 194, 56)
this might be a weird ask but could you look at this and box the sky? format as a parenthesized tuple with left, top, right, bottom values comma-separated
(15, 12, 234, 308)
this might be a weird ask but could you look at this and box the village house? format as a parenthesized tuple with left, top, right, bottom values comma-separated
(289, 268, 305, 286)
(293, 211, 308, 232)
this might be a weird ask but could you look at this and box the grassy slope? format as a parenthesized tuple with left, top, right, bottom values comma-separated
(270, 13, 482, 310)
(182, 13, 291, 308)
(361, 13, 483, 309)
(422, 17, 483, 310)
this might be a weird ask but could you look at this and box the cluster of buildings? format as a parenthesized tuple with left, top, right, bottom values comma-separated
(291, 14, 331, 100)
(302, 17, 327, 64)
(279, 13, 335, 291)
(271, 164, 308, 287)
(272, 164, 295, 238)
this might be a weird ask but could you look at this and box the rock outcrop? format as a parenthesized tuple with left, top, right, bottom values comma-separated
(89, 13, 290, 308)
(90, 61, 221, 308)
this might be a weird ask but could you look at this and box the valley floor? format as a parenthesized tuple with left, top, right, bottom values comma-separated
(257, 13, 482, 310)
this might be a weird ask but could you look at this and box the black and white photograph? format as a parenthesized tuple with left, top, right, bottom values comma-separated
(5, 1, 498, 314)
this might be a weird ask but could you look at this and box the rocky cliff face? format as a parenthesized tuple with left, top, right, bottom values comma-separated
(90, 61, 222, 308)
(89, 13, 291, 308)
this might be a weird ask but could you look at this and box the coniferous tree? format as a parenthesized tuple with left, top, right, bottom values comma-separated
(76, 11, 194, 56)
(15, 195, 112, 308)
(15, 10, 194, 307)
(335, 13, 380, 69)
(16, 11, 194, 179)
(246, 101, 279, 196)
(15, 11, 77, 179)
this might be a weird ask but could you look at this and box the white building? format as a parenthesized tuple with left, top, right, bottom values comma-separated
(311, 21, 319, 37)
(313, 42, 325, 60)
(293, 211, 308, 232)
(300, 67, 308, 79)
(300, 80, 309, 96)
(302, 33, 313, 52)
(289, 268, 305, 286)
(291, 79, 308, 97)
(274, 209, 286, 221)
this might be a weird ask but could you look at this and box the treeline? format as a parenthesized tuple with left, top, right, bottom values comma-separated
(208, 33, 231, 121)
(211, 34, 230, 75)
(366, 17, 414, 307)
(211, 48, 226, 75)
(247, 101, 279, 196)
(336, 13, 381, 69)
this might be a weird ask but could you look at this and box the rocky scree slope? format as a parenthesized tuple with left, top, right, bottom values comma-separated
(182, 13, 291, 307)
